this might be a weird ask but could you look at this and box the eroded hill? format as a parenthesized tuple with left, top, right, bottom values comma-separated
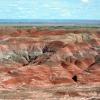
(0, 26, 99, 99)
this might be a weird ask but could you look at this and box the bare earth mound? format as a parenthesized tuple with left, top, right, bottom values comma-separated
(0, 26, 100, 99)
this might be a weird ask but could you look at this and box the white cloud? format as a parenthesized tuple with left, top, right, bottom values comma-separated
(81, 0, 89, 3)
(60, 9, 71, 17)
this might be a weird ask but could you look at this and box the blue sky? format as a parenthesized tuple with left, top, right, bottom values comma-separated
(0, 0, 100, 20)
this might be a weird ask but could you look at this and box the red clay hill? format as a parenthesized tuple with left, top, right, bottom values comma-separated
(0, 26, 99, 89)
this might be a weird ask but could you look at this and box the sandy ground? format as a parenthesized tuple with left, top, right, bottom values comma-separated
(0, 83, 99, 100)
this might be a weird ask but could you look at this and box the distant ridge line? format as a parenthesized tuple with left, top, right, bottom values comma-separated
(0, 19, 100, 25)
